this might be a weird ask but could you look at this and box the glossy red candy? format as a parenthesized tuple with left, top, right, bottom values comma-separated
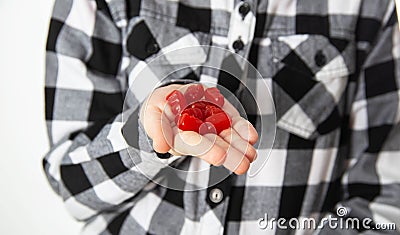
(190, 101, 207, 110)
(166, 90, 186, 115)
(204, 105, 223, 117)
(204, 87, 224, 107)
(184, 84, 204, 104)
(177, 113, 203, 132)
(177, 102, 230, 134)
(199, 122, 217, 135)
(182, 107, 203, 120)
(204, 112, 231, 134)
(166, 85, 231, 134)
(174, 105, 206, 124)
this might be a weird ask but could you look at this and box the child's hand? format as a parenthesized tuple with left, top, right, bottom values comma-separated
(140, 84, 258, 175)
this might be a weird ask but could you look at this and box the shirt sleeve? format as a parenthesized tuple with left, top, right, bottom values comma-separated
(42, 0, 174, 221)
(318, 2, 400, 234)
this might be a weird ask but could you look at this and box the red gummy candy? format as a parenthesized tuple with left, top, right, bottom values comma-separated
(182, 107, 204, 120)
(190, 101, 207, 110)
(166, 85, 230, 134)
(204, 87, 224, 107)
(199, 122, 217, 135)
(177, 102, 230, 134)
(204, 105, 223, 117)
(166, 90, 186, 115)
(177, 113, 203, 132)
(204, 112, 231, 134)
(184, 84, 204, 104)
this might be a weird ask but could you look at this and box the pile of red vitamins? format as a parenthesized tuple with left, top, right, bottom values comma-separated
(166, 84, 231, 135)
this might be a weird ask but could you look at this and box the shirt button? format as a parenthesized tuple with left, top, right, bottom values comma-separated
(209, 188, 223, 203)
(146, 41, 159, 54)
(239, 2, 251, 18)
(315, 50, 327, 67)
(232, 38, 244, 52)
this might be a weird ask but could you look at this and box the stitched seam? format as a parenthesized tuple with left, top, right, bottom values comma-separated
(279, 119, 314, 134)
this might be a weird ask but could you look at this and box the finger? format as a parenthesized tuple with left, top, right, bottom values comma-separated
(221, 98, 241, 118)
(231, 116, 259, 145)
(140, 84, 187, 153)
(201, 133, 230, 166)
(173, 131, 226, 166)
(203, 134, 250, 174)
(168, 126, 183, 156)
(162, 102, 176, 122)
(152, 85, 183, 122)
(168, 148, 183, 156)
(219, 128, 257, 163)
(142, 105, 173, 153)
(216, 94, 257, 145)
(226, 155, 250, 175)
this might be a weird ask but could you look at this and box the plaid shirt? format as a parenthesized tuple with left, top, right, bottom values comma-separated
(43, 0, 400, 234)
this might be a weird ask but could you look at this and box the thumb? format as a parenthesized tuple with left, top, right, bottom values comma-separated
(141, 104, 173, 153)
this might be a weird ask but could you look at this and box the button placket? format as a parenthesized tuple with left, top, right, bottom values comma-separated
(232, 37, 245, 52)
(239, 2, 251, 19)
(227, 1, 256, 54)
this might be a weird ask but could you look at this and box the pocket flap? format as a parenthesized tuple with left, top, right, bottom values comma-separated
(127, 17, 210, 65)
(271, 34, 355, 139)
(273, 34, 354, 80)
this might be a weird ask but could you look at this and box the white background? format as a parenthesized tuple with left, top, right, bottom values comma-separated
(0, 0, 81, 234)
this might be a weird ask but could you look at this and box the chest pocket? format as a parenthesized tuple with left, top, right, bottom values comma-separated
(125, 14, 212, 90)
(271, 34, 355, 139)
(126, 16, 211, 66)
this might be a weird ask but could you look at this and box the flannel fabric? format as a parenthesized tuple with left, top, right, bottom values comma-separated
(43, 0, 400, 234)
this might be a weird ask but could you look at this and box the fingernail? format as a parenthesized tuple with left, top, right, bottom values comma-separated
(253, 152, 258, 161)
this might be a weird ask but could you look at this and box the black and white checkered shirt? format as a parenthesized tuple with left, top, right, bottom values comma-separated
(43, 0, 400, 234)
